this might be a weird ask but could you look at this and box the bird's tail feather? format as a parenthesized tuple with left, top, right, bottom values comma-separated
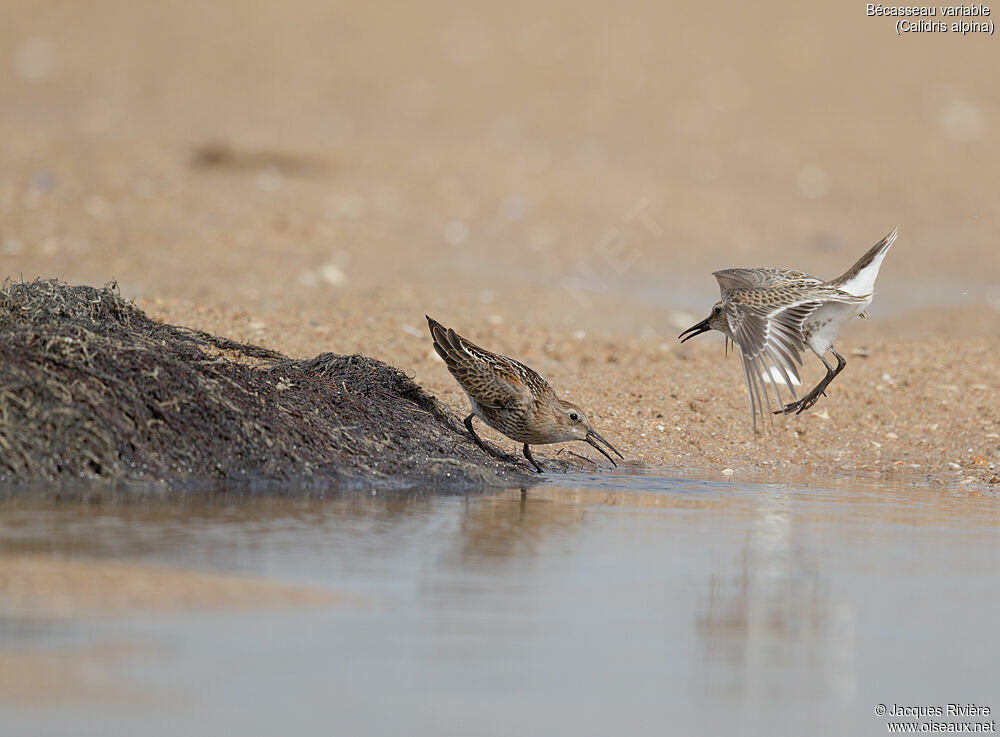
(828, 227, 898, 297)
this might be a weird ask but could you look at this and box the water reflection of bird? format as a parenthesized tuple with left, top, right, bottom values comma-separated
(455, 490, 586, 561)
(695, 509, 841, 703)
(426, 316, 622, 472)
(680, 229, 897, 431)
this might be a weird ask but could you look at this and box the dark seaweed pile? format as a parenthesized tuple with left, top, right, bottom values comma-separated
(0, 279, 531, 488)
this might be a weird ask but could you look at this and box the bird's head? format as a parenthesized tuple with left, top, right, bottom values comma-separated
(547, 400, 624, 467)
(679, 301, 731, 342)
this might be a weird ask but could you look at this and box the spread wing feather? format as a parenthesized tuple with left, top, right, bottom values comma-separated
(726, 300, 823, 432)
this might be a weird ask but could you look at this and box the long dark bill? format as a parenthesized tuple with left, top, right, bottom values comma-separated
(678, 316, 712, 343)
(586, 430, 624, 467)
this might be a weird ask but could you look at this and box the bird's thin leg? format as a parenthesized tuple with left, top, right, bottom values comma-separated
(465, 414, 515, 461)
(795, 348, 846, 413)
(464, 414, 491, 451)
(522, 444, 543, 473)
(776, 348, 847, 415)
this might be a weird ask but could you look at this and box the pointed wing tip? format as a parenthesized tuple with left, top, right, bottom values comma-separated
(426, 315, 444, 337)
(427, 317, 450, 347)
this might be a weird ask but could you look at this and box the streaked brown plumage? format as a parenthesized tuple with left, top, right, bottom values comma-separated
(679, 228, 897, 432)
(426, 316, 623, 473)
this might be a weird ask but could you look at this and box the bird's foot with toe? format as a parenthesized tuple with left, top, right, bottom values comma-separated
(775, 392, 823, 415)
(481, 446, 524, 466)
(467, 434, 514, 463)
(480, 444, 509, 460)
(794, 396, 822, 414)
(477, 444, 531, 469)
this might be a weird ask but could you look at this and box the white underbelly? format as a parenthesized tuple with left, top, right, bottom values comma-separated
(806, 299, 870, 354)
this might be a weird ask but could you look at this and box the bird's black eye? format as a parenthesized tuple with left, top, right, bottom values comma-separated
(713, 306, 722, 315)
(569, 412, 579, 421)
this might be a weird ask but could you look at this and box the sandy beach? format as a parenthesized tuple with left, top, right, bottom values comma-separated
(1, 0, 997, 487)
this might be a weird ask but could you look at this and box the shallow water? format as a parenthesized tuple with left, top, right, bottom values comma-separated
(1, 474, 998, 736)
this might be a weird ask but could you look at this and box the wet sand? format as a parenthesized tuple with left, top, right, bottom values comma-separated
(1, 0, 997, 487)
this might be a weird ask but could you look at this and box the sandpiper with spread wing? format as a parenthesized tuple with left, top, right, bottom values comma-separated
(679, 228, 898, 431)
(427, 316, 623, 472)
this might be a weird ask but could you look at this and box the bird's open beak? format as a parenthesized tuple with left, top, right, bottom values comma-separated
(585, 430, 624, 467)
(678, 316, 712, 343)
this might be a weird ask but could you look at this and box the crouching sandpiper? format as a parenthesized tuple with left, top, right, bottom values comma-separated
(679, 228, 898, 431)
(427, 316, 623, 473)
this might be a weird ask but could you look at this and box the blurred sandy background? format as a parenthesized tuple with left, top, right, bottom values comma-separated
(1, 1, 997, 483)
